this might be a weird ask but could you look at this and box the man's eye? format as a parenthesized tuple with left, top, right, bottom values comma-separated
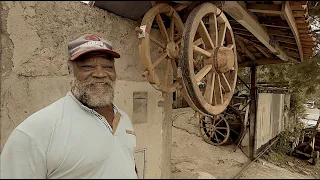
(81, 65, 93, 69)
(104, 66, 113, 69)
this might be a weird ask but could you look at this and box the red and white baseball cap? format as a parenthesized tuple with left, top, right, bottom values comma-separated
(68, 34, 120, 60)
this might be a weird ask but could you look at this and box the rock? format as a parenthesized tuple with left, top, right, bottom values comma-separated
(287, 162, 294, 166)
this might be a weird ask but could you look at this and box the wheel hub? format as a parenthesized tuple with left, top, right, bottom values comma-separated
(166, 41, 180, 59)
(213, 46, 235, 73)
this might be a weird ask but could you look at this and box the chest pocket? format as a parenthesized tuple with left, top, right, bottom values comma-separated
(117, 129, 136, 149)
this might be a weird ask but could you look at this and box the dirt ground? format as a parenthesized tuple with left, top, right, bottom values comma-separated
(171, 108, 318, 179)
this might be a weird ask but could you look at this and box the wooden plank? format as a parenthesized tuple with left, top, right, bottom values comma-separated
(289, 2, 307, 11)
(239, 59, 286, 67)
(293, 10, 307, 17)
(295, 17, 308, 24)
(266, 28, 294, 38)
(282, 0, 303, 61)
(236, 37, 256, 60)
(247, 4, 282, 14)
(236, 35, 272, 58)
(223, 1, 293, 62)
(260, 18, 290, 29)
(274, 36, 296, 44)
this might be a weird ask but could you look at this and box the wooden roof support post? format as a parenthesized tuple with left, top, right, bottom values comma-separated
(281, 1, 304, 62)
(249, 62, 257, 160)
(223, 2, 297, 62)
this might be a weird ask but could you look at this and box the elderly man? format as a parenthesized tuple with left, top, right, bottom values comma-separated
(1, 34, 138, 179)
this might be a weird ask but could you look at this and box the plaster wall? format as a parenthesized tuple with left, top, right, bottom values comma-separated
(0, 1, 172, 178)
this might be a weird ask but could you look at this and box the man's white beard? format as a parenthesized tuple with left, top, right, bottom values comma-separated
(71, 77, 115, 109)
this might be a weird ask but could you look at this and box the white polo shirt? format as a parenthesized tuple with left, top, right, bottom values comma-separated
(0, 92, 138, 179)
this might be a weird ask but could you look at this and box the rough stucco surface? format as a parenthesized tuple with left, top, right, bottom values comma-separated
(1, 1, 172, 178)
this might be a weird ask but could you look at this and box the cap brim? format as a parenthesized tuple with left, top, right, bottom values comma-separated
(70, 48, 120, 61)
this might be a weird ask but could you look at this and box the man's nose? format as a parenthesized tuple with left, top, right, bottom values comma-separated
(92, 67, 107, 78)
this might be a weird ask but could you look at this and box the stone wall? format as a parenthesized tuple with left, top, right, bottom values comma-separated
(0, 1, 172, 178)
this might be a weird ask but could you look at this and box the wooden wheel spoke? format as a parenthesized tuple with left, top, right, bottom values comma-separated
(209, 131, 214, 139)
(215, 118, 223, 126)
(151, 53, 167, 69)
(171, 59, 179, 78)
(213, 74, 223, 104)
(218, 23, 227, 47)
(227, 44, 234, 49)
(198, 20, 214, 49)
(214, 133, 220, 143)
(221, 73, 232, 92)
(195, 65, 212, 82)
(208, 13, 218, 47)
(194, 38, 204, 47)
(204, 72, 216, 104)
(216, 127, 227, 130)
(169, 18, 175, 41)
(150, 35, 166, 49)
(216, 130, 226, 137)
(193, 45, 212, 57)
(162, 58, 171, 86)
(156, 14, 170, 43)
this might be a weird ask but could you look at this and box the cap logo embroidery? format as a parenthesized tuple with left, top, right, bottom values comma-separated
(85, 35, 100, 41)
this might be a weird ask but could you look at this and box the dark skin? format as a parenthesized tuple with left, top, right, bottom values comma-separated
(72, 52, 116, 128)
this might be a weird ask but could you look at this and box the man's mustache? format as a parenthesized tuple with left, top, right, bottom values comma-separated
(81, 78, 114, 87)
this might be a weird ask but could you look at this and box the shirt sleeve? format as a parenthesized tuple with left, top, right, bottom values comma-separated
(0, 129, 47, 179)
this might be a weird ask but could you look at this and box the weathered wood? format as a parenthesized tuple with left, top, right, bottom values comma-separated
(181, 2, 237, 115)
(266, 28, 294, 38)
(223, 1, 293, 62)
(293, 10, 307, 17)
(247, 3, 282, 14)
(139, 4, 185, 93)
(195, 65, 212, 82)
(193, 45, 212, 57)
(239, 58, 286, 67)
(274, 36, 296, 44)
(295, 17, 308, 24)
(236, 37, 256, 60)
(236, 35, 272, 58)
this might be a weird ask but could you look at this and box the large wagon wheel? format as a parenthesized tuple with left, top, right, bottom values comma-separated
(137, 3, 184, 93)
(181, 3, 238, 115)
(199, 114, 230, 145)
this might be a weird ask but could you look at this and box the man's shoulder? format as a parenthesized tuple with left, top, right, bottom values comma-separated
(16, 96, 68, 134)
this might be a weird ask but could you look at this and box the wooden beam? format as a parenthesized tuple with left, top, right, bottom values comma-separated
(236, 35, 272, 58)
(266, 28, 295, 38)
(274, 36, 297, 44)
(282, 1, 303, 61)
(260, 18, 290, 29)
(247, 4, 282, 14)
(223, 2, 293, 62)
(289, 2, 307, 11)
(295, 17, 308, 24)
(239, 58, 286, 67)
(236, 37, 256, 60)
(293, 10, 307, 17)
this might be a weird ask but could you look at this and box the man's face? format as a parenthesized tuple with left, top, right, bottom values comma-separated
(70, 53, 116, 108)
